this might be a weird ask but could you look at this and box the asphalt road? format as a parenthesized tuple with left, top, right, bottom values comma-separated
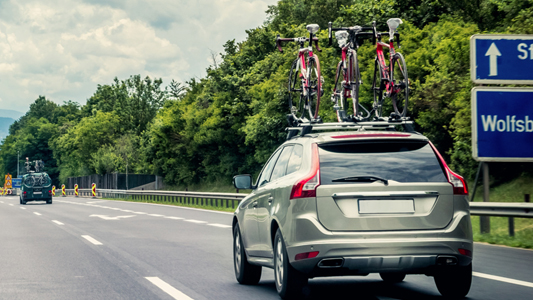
(1, 195, 532, 299)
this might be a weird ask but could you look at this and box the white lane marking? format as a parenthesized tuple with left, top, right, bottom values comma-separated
(90, 214, 135, 220)
(122, 210, 135, 213)
(133, 212, 147, 214)
(145, 277, 193, 300)
(86, 201, 105, 204)
(148, 214, 164, 217)
(0, 201, 4, 203)
(184, 219, 207, 224)
(20, 207, 26, 210)
(82, 235, 103, 245)
(9, 204, 14, 206)
(207, 223, 231, 228)
(165, 216, 184, 220)
(34, 212, 42, 216)
(52, 220, 64, 225)
(473, 272, 533, 288)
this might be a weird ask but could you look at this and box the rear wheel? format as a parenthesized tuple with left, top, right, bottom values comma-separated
(348, 50, 361, 119)
(391, 52, 409, 118)
(47, 199, 53, 204)
(371, 58, 384, 118)
(274, 229, 308, 299)
(380, 272, 406, 283)
(233, 224, 261, 285)
(288, 58, 304, 121)
(434, 263, 472, 298)
(306, 55, 322, 122)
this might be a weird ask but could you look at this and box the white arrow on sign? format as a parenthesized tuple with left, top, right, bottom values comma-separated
(485, 43, 501, 76)
(90, 214, 136, 220)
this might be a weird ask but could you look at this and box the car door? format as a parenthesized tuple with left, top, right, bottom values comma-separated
(242, 148, 282, 257)
(256, 145, 299, 258)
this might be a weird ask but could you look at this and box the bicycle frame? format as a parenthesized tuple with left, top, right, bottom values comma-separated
(375, 31, 400, 97)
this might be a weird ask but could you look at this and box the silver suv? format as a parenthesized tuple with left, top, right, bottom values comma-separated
(232, 124, 473, 299)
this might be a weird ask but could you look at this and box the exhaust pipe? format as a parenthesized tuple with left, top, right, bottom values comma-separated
(318, 258, 344, 268)
(436, 255, 458, 266)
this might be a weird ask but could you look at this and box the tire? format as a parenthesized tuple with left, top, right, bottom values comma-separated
(233, 224, 261, 285)
(380, 272, 406, 283)
(348, 49, 361, 118)
(21, 198, 27, 205)
(307, 54, 321, 121)
(391, 52, 409, 118)
(274, 229, 308, 299)
(47, 198, 53, 204)
(288, 58, 305, 120)
(372, 58, 384, 118)
(434, 263, 472, 298)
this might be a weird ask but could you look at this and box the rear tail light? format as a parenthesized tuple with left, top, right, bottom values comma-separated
(429, 142, 468, 195)
(23, 191, 27, 195)
(458, 248, 472, 257)
(295, 251, 319, 261)
(290, 143, 320, 199)
(48, 190, 52, 195)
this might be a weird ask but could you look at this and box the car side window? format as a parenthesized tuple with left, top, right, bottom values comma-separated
(285, 144, 303, 175)
(270, 146, 294, 182)
(256, 149, 282, 187)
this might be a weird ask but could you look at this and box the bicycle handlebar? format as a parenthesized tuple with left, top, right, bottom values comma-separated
(328, 21, 374, 46)
(276, 35, 322, 53)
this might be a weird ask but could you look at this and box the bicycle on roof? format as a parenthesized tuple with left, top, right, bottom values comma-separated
(276, 24, 324, 125)
(369, 18, 409, 120)
(328, 22, 374, 122)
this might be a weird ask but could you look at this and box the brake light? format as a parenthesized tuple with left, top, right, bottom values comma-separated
(23, 191, 27, 195)
(429, 142, 468, 195)
(458, 248, 472, 257)
(48, 190, 52, 195)
(332, 133, 410, 139)
(290, 143, 320, 199)
(295, 251, 319, 261)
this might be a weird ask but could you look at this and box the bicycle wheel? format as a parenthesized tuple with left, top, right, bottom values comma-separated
(307, 54, 322, 121)
(371, 58, 384, 118)
(391, 52, 409, 117)
(332, 61, 344, 122)
(348, 50, 361, 118)
(288, 58, 305, 120)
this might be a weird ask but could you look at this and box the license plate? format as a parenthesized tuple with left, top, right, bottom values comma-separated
(34, 192, 42, 195)
(359, 200, 414, 214)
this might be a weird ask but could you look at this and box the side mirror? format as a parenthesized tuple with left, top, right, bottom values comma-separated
(233, 174, 253, 190)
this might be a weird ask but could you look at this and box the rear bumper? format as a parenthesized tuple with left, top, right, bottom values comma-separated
(286, 211, 473, 275)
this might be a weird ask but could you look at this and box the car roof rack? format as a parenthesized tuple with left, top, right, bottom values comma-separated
(286, 117, 416, 140)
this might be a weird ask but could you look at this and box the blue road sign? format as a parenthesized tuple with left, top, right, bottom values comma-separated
(472, 87, 533, 161)
(12, 178, 22, 188)
(471, 34, 533, 84)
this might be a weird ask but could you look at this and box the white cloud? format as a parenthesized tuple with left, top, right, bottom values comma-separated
(0, 0, 277, 113)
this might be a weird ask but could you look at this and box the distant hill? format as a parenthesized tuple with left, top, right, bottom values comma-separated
(0, 109, 24, 119)
(0, 117, 15, 140)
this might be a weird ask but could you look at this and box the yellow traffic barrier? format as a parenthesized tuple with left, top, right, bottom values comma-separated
(61, 184, 66, 197)
(52, 185, 56, 196)
(91, 183, 96, 198)
(0, 188, 4, 196)
(74, 184, 79, 197)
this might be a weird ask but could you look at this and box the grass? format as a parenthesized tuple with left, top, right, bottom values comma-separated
(469, 175, 533, 249)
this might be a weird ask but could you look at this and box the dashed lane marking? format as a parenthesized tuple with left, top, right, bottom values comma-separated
(82, 235, 103, 245)
(184, 219, 207, 224)
(207, 223, 231, 228)
(133, 212, 147, 214)
(473, 272, 533, 288)
(148, 214, 164, 217)
(34, 212, 41, 216)
(20, 207, 26, 210)
(52, 220, 64, 225)
(164, 216, 184, 220)
(9, 204, 14, 206)
(145, 277, 193, 300)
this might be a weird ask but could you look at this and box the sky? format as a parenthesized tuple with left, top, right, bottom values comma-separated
(0, 0, 278, 114)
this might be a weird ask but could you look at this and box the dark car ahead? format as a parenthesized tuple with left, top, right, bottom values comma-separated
(232, 126, 473, 299)
(20, 172, 53, 204)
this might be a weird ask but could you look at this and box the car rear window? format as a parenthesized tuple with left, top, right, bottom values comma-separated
(318, 141, 448, 184)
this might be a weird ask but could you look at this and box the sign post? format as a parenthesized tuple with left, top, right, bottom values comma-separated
(62, 184, 66, 197)
(92, 183, 96, 198)
(74, 184, 79, 197)
(52, 185, 56, 196)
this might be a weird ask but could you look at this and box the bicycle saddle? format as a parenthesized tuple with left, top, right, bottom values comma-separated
(387, 18, 402, 32)
(306, 24, 320, 34)
(335, 31, 349, 47)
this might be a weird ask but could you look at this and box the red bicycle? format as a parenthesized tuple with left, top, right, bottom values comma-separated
(277, 24, 323, 124)
(370, 18, 409, 119)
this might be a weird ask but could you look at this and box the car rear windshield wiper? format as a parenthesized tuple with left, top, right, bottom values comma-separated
(331, 175, 389, 185)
